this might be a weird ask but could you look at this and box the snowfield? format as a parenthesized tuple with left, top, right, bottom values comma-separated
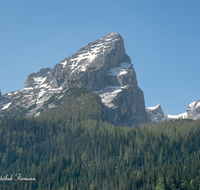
(108, 62, 132, 76)
(167, 112, 187, 119)
(93, 61, 132, 108)
(2, 102, 12, 110)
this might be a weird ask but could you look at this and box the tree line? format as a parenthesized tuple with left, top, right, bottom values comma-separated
(0, 91, 200, 189)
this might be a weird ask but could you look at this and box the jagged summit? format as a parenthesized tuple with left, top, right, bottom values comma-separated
(0, 33, 149, 126)
(24, 32, 125, 90)
(146, 104, 166, 122)
(187, 99, 200, 120)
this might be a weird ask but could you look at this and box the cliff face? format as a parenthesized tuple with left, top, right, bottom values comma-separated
(79, 34, 128, 91)
(78, 33, 148, 126)
(1, 33, 148, 126)
(107, 85, 147, 126)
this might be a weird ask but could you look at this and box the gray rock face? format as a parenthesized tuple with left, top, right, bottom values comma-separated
(79, 34, 129, 91)
(146, 104, 165, 122)
(108, 85, 147, 126)
(187, 99, 200, 120)
(0, 33, 148, 126)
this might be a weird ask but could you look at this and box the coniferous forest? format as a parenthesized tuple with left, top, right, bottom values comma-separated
(0, 91, 200, 189)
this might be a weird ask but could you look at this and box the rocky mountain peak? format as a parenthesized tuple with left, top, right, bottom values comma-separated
(187, 99, 200, 120)
(24, 33, 126, 91)
(146, 104, 166, 122)
(1, 33, 149, 126)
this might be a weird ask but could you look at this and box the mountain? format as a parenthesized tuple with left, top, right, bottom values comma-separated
(167, 99, 200, 120)
(187, 99, 200, 120)
(0, 33, 149, 126)
(146, 104, 166, 122)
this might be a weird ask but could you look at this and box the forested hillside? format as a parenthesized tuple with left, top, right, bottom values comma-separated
(0, 91, 200, 189)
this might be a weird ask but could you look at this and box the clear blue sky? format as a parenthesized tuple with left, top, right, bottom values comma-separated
(0, 0, 200, 116)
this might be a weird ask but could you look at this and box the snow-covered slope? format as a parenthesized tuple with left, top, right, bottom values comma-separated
(167, 112, 187, 119)
(60, 33, 119, 74)
(94, 62, 133, 108)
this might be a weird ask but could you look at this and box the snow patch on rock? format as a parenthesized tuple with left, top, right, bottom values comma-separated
(93, 61, 132, 109)
(94, 86, 128, 108)
(108, 62, 132, 76)
(2, 102, 12, 110)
